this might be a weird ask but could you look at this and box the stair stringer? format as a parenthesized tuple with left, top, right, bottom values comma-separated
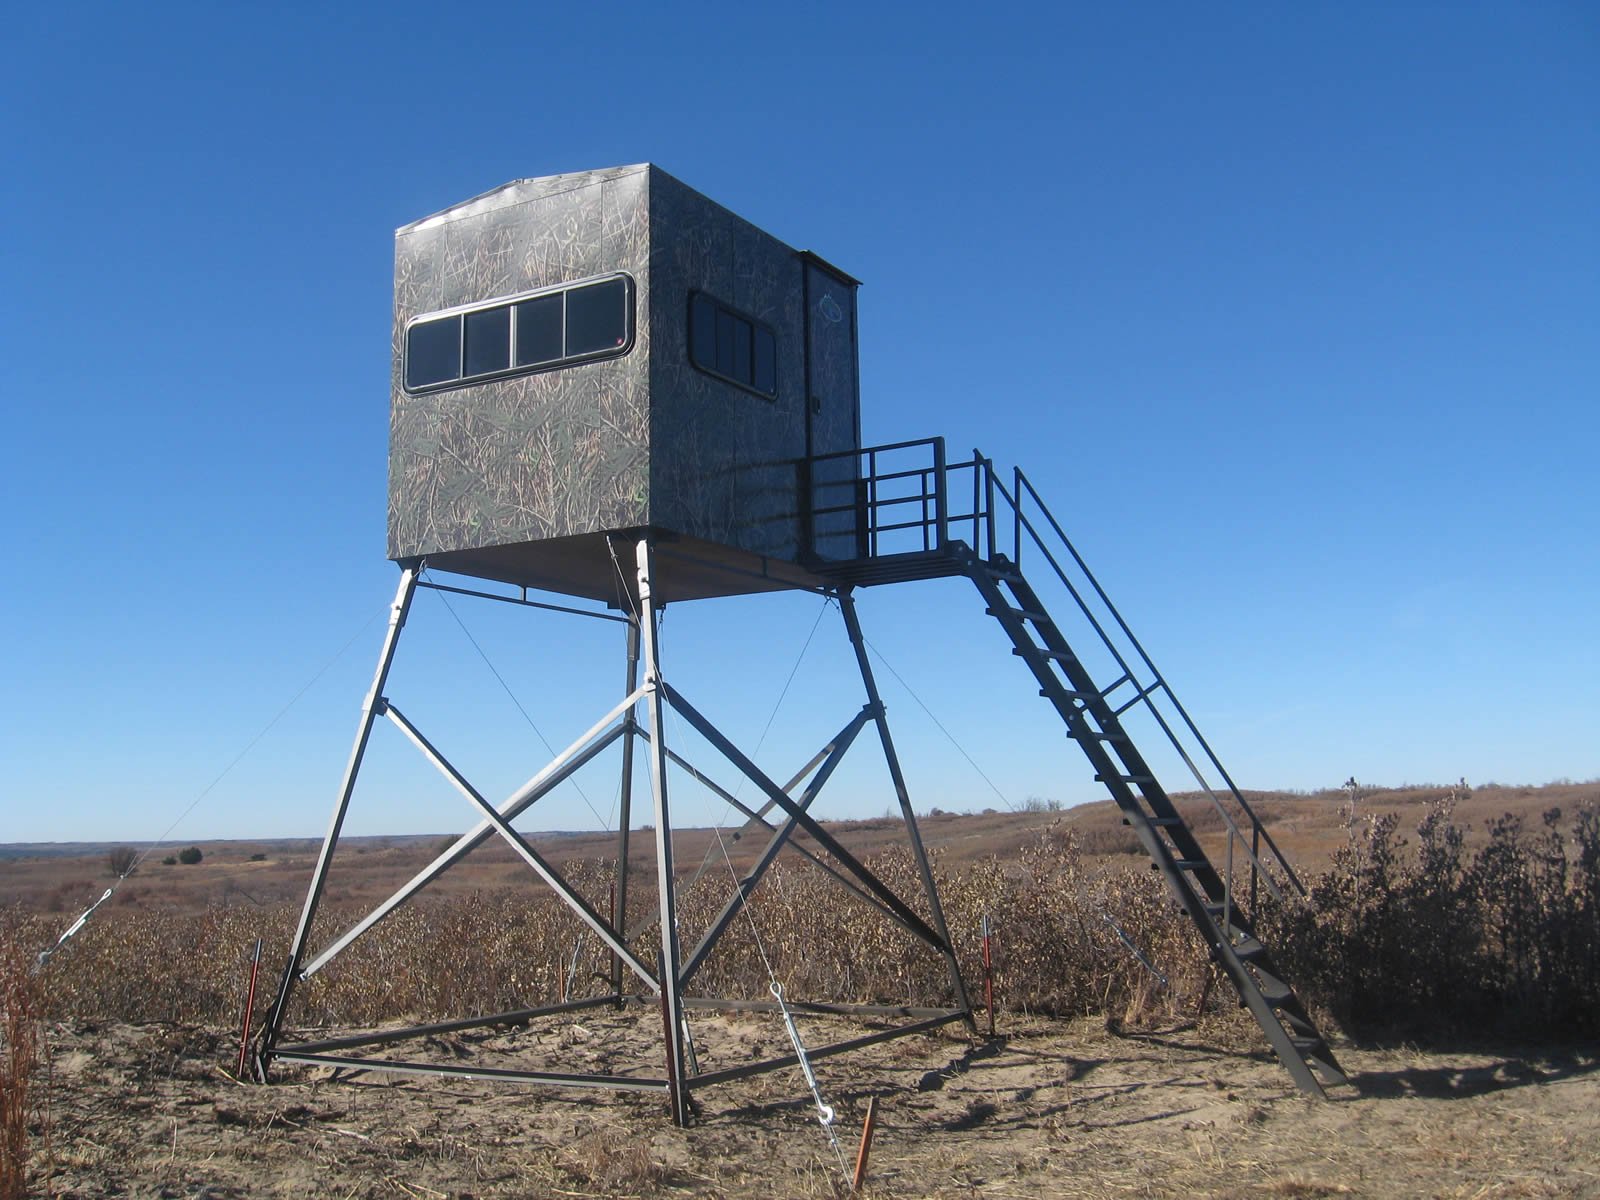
(964, 553, 1346, 1096)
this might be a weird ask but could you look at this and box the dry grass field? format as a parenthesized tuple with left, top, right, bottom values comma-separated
(3, 778, 1598, 1197)
(7, 779, 1595, 917)
(25, 1013, 1600, 1198)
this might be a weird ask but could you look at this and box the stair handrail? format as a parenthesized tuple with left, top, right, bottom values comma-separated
(1011, 467, 1305, 890)
(981, 456, 1307, 903)
(805, 437, 1308, 903)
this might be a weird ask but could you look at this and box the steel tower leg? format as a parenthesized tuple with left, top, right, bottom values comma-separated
(635, 537, 691, 1124)
(256, 563, 420, 1074)
(612, 616, 640, 1002)
(837, 588, 976, 1031)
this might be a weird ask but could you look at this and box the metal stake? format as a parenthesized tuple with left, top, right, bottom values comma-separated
(852, 1095, 880, 1192)
(981, 915, 995, 1038)
(236, 937, 263, 1079)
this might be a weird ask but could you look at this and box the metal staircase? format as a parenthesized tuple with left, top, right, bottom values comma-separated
(807, 438, 1346, 1097)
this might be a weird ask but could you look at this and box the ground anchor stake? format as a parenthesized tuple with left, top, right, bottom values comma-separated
(235, 937, 263, 1079)
(981, 915, 996, 1038)
(853, 1095, 880, 1192)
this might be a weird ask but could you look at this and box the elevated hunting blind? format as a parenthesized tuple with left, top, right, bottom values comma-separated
(389, 163, 862, 602)
(257, 165, 1347, 1126)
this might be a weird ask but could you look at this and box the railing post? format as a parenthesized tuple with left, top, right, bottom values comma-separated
(1250, 822, 1261, 914)
(971, 452, 981, 549)
(932, 437, 947, 551)
(1224, 830, 1235, 939)
(867, 447, 879, 558)
(982, 452, 996, 562)
(1012, 465, 1022, 568)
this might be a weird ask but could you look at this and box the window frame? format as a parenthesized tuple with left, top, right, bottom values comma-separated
(401, 272, 635, 395)
(687, 290, 779, 401)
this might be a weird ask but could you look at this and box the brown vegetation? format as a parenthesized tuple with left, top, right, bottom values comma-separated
(0, 930, 45, 1200)
(2, 779, 1597, 1194)
(1263, 783, 1600, 1039)
(3, 782, 1595, 1044)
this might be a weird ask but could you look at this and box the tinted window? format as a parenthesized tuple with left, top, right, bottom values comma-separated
(402, 274, 632, 393)
(565, 277, 629, 357)
(689, 292, 777, 399)
(691, 293, 716, 369)
(715, 310, 737, 376)
(752, 327, 776, 395)
(463, 306, 510, 377)
(515, 294, 563, 367)
(406, 316, 461, 390)
(731, 316, 752, 382)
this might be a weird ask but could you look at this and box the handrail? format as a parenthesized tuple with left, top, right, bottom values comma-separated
(989, 476, 1301, 901)
(805, 437, 1308, 907)
(1006, 466, 1305, 900)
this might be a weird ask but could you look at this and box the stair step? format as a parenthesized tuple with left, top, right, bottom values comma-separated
(1279, 1007, 1317, 1034)
(956, 479, 1337, 1098)
(986, 605, 1050, 624)
(1231, 937, 1265, 960)
(1013, 646, 1076, 663)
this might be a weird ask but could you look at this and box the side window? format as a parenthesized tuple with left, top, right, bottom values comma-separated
(402, 274, 633, 394)
(688, 291, 778, 400)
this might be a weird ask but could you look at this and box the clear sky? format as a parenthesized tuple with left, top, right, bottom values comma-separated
(3, 4, 1596, 845)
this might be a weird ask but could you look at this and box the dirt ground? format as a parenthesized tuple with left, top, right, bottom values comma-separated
(24, 1009, 1600, 1199)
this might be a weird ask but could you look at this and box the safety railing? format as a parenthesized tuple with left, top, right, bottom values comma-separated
(806, 437, 1307, 907)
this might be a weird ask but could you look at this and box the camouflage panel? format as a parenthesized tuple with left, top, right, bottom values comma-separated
(387, 166, 652, 561)
(646, 168, 809, 563)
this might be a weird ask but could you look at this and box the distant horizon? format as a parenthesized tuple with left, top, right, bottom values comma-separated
(7, 775, 1595, 853)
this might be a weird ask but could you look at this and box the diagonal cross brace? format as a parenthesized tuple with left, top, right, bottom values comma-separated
(662, 682, 949, 957)
(677, 706, 872, 986)
(382, 702, 658, 988)
(299, 686, 644, 980)
(670, 732, 840, 892)
(625, 715, 885, 941)
(661, 739, 895, 924)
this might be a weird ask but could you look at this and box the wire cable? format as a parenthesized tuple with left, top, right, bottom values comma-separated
(425, 574, 612, 831)
(663, 690, 849, 1177)
(129, 603, 391, 872)
(859, 633, 1015, 812)
(39, 598, 391, 966)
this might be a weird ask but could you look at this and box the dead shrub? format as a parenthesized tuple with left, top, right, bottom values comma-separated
(560, 1128, 665, 1191)
(1, 919, 47, 1200)
(20, 793, 1600, 1048)
(1261, 786, 1600, 1039)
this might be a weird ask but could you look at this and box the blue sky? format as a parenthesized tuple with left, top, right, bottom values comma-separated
(3, 3, 1596, 844)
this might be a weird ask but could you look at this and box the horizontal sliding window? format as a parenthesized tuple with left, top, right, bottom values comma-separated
(403, 273, 633, 394)
(689, 291, 777, 399)
(463, 305, 510, 377)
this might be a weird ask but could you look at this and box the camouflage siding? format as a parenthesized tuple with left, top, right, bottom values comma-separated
(387, 167, 652, 560)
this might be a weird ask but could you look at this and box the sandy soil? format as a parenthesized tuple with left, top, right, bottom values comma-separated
(25, 1010, 1600, 1199)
